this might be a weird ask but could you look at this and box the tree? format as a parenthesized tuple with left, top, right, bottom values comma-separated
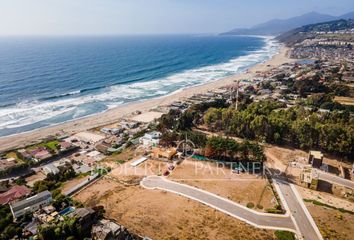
(39, 225, 56, 240)
(292, 120, 318, 149)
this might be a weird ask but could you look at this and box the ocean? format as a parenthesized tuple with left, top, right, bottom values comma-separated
(0, 35, 278, 137)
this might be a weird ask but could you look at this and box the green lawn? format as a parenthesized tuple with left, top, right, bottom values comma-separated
(26, 140, 60, 152)
(45, 140, 60, 152)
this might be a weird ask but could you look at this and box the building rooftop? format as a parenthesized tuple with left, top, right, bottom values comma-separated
(10, 190, 52, 212)
(309, 150, 323, 159)
(0, 185, 31, 205)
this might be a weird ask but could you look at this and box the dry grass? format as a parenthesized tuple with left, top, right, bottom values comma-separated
(74, 178, 277, 240)
(298, 186, 354, 212)
(61, 175, 90, 194)
(306, 202, 354, 240)
(169, 160, 276, 212)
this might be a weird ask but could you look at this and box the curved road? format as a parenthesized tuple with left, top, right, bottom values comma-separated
(141, 176, 296, 232)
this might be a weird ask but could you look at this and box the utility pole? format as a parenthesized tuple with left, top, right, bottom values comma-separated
(235, 80, 240, 111)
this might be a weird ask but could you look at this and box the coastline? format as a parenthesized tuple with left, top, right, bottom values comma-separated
(0, 45, 292, 152)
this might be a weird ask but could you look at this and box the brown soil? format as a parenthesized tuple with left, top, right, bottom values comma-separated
(169, 160, 277, 212)
(306, 203, 354, 240)
(74, 178, 278, 240)
(61, 175, 90, 194)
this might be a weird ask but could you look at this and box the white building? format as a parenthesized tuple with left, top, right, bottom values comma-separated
(139, 131, 162, 147)
(10, 190, 52, 219)
(42, 164, 60, 176)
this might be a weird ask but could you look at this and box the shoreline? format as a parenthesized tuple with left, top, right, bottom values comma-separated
(0, 45, 292, 152)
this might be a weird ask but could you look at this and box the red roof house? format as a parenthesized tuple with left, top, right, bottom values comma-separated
(0, 185, 31, 205)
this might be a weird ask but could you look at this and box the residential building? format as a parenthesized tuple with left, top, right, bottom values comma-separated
(0, 157, 17, 171)
(58, 141, 73, 151)
(300, 168, 319, 190)
(10, 190, 52, 219)
(139, 131, 161, 147)
(0, 185, 31, 205)
(92, 219, 138, 240)
(70, 208, 95, 231)
(42, 164, 60, 176)
(151, 147, 177, 160)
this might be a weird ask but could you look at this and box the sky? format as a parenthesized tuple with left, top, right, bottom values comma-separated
(0, 0, 353, 35)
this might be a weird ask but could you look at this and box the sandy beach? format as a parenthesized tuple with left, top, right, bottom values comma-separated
(0, 45, 292, 152)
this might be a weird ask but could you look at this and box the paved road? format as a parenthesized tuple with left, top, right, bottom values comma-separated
(317, 171, 354, 189)
(141, 176, 295, 231)
(274, 179, 322, 240)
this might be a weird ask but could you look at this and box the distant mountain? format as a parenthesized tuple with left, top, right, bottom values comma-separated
(276, 19, 354, 46)
(222, 11, 354, 36)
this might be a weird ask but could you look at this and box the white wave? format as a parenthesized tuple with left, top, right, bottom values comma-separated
(0, 37, 279, 132)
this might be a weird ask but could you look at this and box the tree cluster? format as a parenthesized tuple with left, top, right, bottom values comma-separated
(204, 136, 266, 162)
(204, 100, 354, 158)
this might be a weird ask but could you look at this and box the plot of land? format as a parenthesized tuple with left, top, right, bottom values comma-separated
(110, 159, 170, 180)
(130, 111, 163, 123)
(61, 175, 91, 194)
(25, 171, 46, 187)
(306, 202, 354, 240)
(264, 145, 352, 180)
(170, 160, 277, 212)
(74, 178, 278, 240)
(298, 186, 354, 212)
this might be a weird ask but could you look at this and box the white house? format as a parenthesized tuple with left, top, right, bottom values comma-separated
(42, 164, 60, 176)
(139, 131, 162, 147)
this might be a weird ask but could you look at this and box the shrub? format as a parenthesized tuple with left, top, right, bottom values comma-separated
(275, 230, 295, 240)
(265, 208, 283, 214)
(246, 202, 255, 208)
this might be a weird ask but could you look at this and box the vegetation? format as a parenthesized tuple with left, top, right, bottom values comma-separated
(204, 136, 266, 162)
(275, 230, 296, 240)
(38, 206, 104, 240)
(33, 166, 76, 193)
(0, 205, 22, 240)
(304, 199, 354, 214)
(246, 202, 254, 208)
(0, 162, 30, 178)
(203, 100, 354, 158)
(277, 19, 354, 45)
(157, 101, 267, 162)
(38, 217, 84, 240)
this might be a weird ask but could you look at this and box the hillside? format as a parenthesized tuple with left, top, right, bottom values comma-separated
(276, 19, 354, 46)
(222, 11, 354, 36)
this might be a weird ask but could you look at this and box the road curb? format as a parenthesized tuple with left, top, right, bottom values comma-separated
(290, 184, 323, 240)
(141, 176, 297, 233)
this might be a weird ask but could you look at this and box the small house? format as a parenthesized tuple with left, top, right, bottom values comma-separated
(300, 168, 319, 190)
(139, 131, 161, 147)
(42, 164, 60, 176)
(151, 147, 177, 160)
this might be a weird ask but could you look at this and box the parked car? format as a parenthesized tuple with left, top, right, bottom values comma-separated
(163, 171, 170, 176)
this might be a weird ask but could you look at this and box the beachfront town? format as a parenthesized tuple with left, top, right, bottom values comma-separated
(0, 21, 354, 240)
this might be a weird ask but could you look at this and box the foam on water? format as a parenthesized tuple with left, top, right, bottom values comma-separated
(0, 37, 279, 136)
